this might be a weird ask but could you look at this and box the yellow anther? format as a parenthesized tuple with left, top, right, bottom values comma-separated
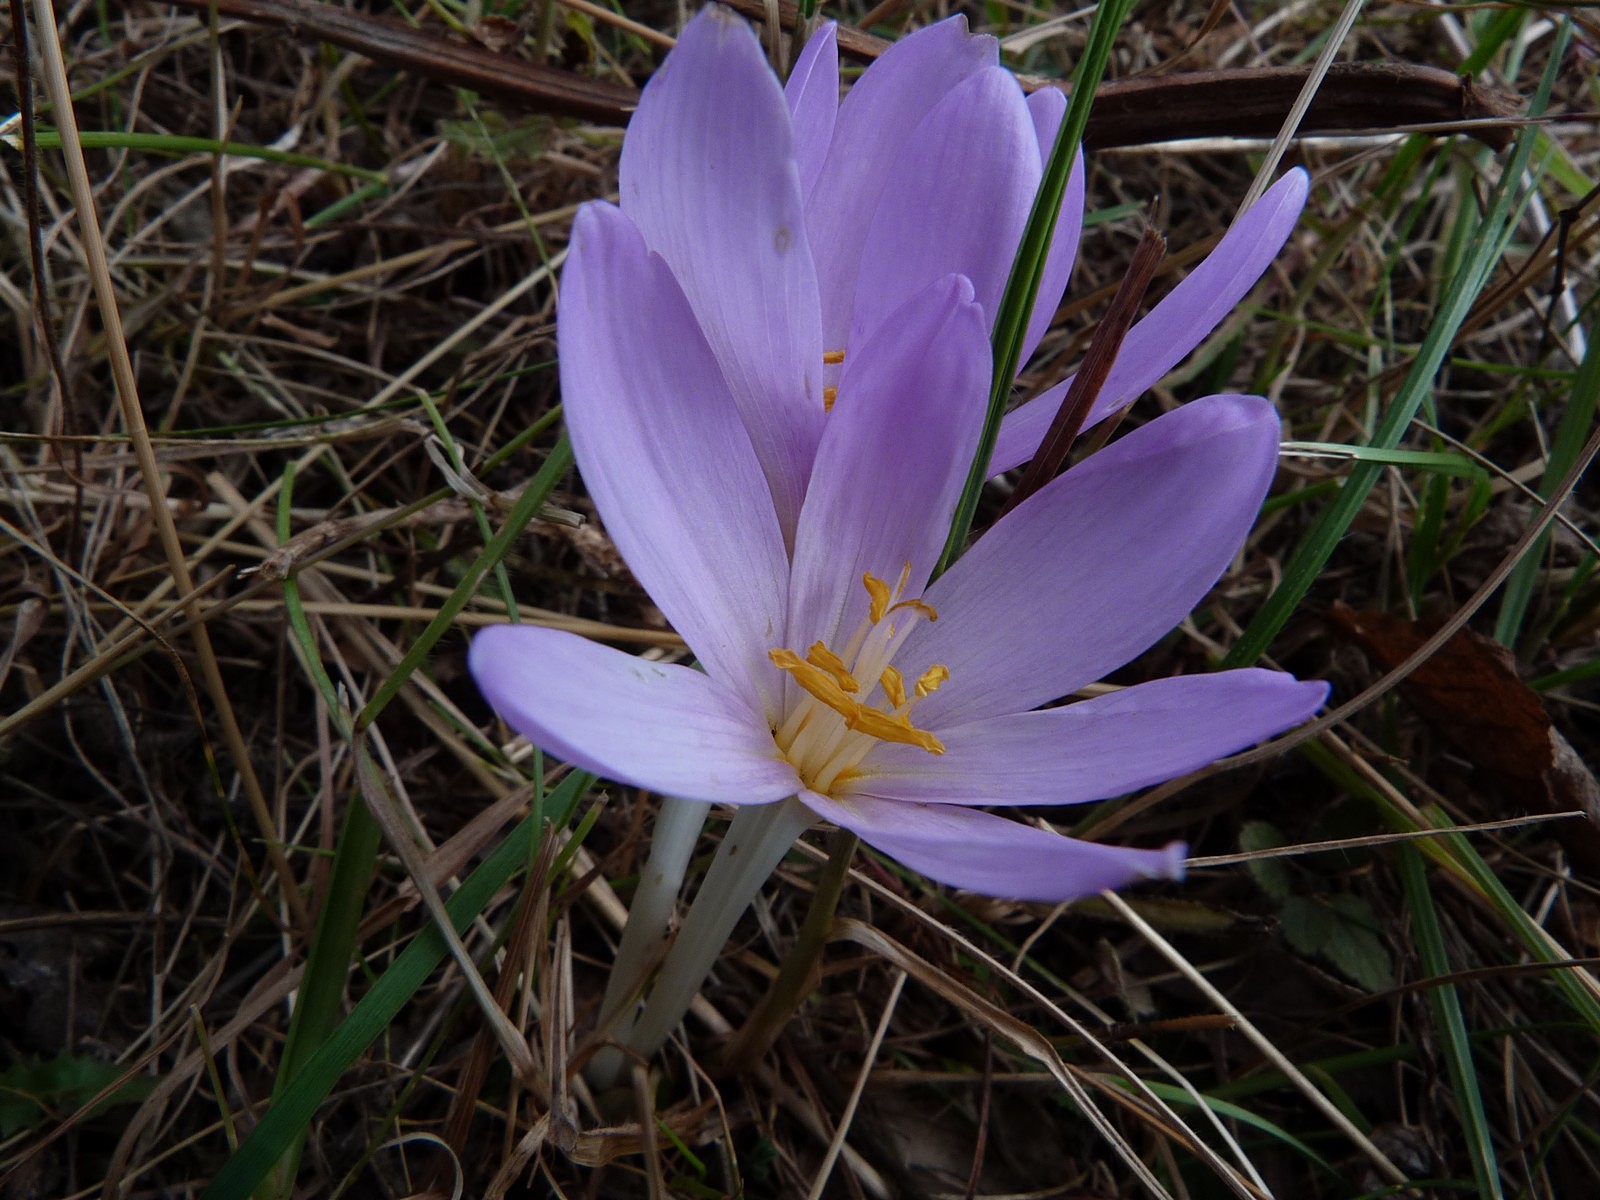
(770, 648, 858, 719)
(823, 349, 846, 364)
(880, 666, 907, 709)
(806, 641, 858, 692)
(888, 598, 938, 623)
(914, 664, 950, 698)
(823, 385, 838, 412)
(864, 572, 892, 624)
(847, 706, 944, 753)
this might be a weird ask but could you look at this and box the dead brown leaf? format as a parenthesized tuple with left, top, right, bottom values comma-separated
(1328, 603, 1600, 871)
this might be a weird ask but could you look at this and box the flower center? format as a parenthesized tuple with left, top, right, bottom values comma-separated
(768, 566, 949, 797)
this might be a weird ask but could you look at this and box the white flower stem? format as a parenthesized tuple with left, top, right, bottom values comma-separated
(594, 795, 711, 1039)
(587, 797, 814, 1089)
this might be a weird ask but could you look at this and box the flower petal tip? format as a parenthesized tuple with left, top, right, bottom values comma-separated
(467, 624, 521, 690)
(1149, 841, 1188, 884)
(1300, 677, 1334, 718)
(692, 3, 754, 40)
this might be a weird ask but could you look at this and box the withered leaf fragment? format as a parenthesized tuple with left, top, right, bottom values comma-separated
(1328, 603, 1600, 872)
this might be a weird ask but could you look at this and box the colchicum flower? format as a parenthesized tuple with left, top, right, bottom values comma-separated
(610, 7, 1309, 544)
(471, 8, 1328, 901)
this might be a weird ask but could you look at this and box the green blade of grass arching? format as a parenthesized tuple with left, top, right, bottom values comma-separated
(1137, 1081, 1336, 1173)
(936, 0, 1134, 574)
(1407, 469, 1454, 607)
(203, 768, 595, 1200)
(355, 432, 573, 733)
(262, 463, 384, 1199)
(1421, 808, 1600, 1034)
(416, 389, 519, 620)
(1398, 843, 1503, 1199)
(1534, 645, 1600, 692)
(1494, 315, 1600, 648)
(1280, 443, 1483, 477)
(1222, 19, 1571, 670)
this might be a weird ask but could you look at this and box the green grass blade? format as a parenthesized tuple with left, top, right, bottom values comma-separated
(11, 128, 385, 181)
(304, 177, 392, 229)
(1222, 22, 1571, 669)
(1533, 648, 1600, 692)
(1494, 315, 1600, 646)
(1456, 7, 1527, 76)
(1298, 739, 1600, 1034)
(1422, 811, 1600, 1034)
(1398, 844, 1502, 1198)
(261, 788, 380, 1198)
(415, 389, 519, 620)
(263, 465, 385, 1197)
(201, 769, 594, 1200)
(1408, 469, 1451, 604)
(1138, 1080, 1335, 1172)
(937, 0, 1134, 574)
(1280, 443, 1483, 476)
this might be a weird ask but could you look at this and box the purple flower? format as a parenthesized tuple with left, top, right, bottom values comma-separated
(470, 8, 1328, 902)
(470, 219, 1328, 901)
(612, 6, 1309, 541)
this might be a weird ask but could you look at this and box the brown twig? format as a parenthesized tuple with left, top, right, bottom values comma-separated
(156, 0, 638, 122)
(148, 0, 1522, 149)
(1067, 61, 1521, 152)
(1002, 225, 1166, 515)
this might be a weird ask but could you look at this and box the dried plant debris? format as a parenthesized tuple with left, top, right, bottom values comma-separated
(1329, 602, 1600, 871)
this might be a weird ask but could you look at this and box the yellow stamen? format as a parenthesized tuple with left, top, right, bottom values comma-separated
(864, 572, 891, 624)
(770, 648, 858, 719)
(823, 349, 846, 364)
(848, 707, 944, 753)
(770, 566, 950, 794)
(806, 641, 858, 692)
(823, 385, 838, 412)
(771, 650, 944, 754)
(914, 664, 950, 698)
(880, 666, 907, 709)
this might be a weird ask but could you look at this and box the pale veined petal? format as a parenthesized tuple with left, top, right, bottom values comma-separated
(620, 5, 824, 538)
(900, 395, 1283, 727)
(851, 670, 1329, 804)
(786, 275, 989, 652)
(785, 21, 839, 203)
(803, 791, 1185, 901)
(471, 625, 799, 803)
(560, 202, 791, 720)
